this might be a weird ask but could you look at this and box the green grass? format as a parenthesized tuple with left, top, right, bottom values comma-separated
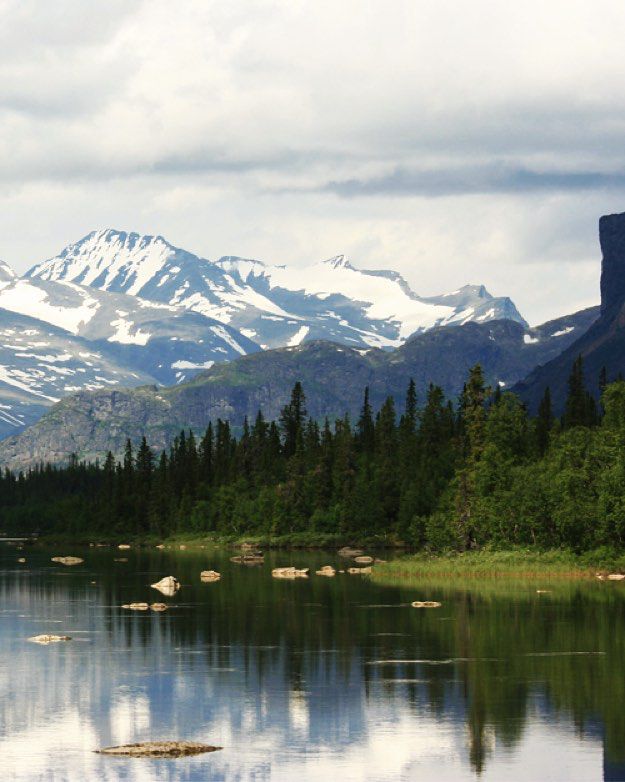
(369, 547, 625, 583)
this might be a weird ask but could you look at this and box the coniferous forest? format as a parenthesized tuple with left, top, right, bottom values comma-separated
(1, 357, 624, 551)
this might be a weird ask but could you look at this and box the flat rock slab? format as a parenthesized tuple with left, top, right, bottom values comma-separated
(51, 556, 84, 566)
(28, 634, 71, 644)
(96, 741, 222, 758)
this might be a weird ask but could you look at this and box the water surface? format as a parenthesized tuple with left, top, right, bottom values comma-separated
(0, 546, 623, 781)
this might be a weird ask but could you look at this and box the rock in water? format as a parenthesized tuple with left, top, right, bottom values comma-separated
(607, 573, 625, 580)
(411, 601, 442, 608)
(28, 634, 71, 644)
(118, 544, 131, 550)
(316, 565, 336, 576)
(353, 555, 374, 564)
(200, 570, 221, 582)
(121, 603, 149, 611)
(272, 567, 309, 579)
(151, 576, 180, 596)
(96, 741, 222, 757)
(51, 556, 84, 566)
(150, 603, 168, 612)
(347, 567, 372, 575)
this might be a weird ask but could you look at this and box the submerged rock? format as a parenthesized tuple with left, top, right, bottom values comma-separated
(28, 634, 71, 644)
(338, 547, 363, 558)
(316, 565, 336, 577)
(347, 567, 372, 575)
(96, 741, 222, 757)
(230, 554, 264, 565)
(200, 570, 221, 582)
(151, 576, 180, 596)
(272, 567, 309, 579)
(411, 601, 442, 608)
(121, 603, 149, 611)
(353, 555, 374, 564)
(51, 556, 84, 566)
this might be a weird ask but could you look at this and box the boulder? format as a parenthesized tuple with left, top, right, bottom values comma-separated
(272, 567, 309, 579)
(150, 603, 168, 612)
(51, 556, 84, 566)
(347, 567, 372, 575)
(28, 634, 71, 644)
(121, 603, 149, 611)
(200, 570, 221, 582)
(607, 573, 625, 580)
(17, 558, 26, 563)
(411, 601, 442, 608)
(151, 576, 180, 596)
(118, 544, 131, 549)
(316, 565, 336, 576)
(353, 556, 374, 564)
(96, 741, 222, 757)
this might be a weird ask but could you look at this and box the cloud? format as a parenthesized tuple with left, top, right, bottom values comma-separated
(325, 166, 625, 199)
(0, 0, 623, 326)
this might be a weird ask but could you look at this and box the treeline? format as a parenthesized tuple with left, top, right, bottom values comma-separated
(1, 358, 624, 550)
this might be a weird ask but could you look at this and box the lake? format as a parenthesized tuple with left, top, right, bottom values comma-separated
(0, 546, 623, 781)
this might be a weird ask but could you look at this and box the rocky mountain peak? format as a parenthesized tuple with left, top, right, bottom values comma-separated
(599, 211, 625, 316)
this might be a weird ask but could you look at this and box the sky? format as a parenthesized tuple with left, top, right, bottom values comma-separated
(1, 0, 624, 325)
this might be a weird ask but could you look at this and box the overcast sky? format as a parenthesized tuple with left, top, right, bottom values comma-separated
(1, 0, 624, 324)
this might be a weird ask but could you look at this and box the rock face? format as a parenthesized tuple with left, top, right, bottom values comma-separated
(600, 212, 625, 317)
(516, 212, 625, 413)
(0, 309, 596, 469)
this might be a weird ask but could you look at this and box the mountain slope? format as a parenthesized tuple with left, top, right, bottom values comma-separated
(0, 308, 595, 469)
(514, 211, 625, 413)
(28, 229, 528, 350)
(0, 273, 259, 386)
(0, 306, 157, 439)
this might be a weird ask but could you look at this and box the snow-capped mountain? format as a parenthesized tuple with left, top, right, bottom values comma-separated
(0, 302, 156, 438)
(28, 229, 527, 350)
(0, 270, 258, 385)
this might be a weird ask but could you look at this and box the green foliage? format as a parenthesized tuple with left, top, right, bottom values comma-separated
(1, 358, 622, 555)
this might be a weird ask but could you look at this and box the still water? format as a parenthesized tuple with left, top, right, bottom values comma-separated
(0, 546, 623, 781)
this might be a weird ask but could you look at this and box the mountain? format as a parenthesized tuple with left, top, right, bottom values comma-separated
(0, 305, 156, 439)
(0, 271, 258, 385)
(514, 211, 625, 413)
(27, 229, 528, 350)
(0, 308, 596, 469)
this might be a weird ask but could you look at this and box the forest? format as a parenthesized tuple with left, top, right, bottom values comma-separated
(0, 356, 623, 552)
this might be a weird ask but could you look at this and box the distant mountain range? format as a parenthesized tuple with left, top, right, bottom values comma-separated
(0, 308, 597, 470)
(0, 228, 532, 437)
(28, 229, 527, 350)
(2, 211, 623, 466)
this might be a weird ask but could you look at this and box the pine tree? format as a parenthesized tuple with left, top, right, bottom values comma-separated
(280, 382, 307, 457)
(536, 387, 553, 455)
(356, 386, 375, 454)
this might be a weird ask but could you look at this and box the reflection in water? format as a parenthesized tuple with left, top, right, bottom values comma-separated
(0, 547, 622, 780)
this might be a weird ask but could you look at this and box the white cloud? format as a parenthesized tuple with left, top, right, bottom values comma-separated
(0, 0, 622, 324)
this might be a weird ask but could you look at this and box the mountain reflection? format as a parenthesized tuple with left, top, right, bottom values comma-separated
(0, 547, 622, 780)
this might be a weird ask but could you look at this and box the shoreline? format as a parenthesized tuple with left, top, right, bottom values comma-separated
(16, 536, 625, 580)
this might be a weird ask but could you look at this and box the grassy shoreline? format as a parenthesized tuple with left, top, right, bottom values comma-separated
(369, 548, 625, 583)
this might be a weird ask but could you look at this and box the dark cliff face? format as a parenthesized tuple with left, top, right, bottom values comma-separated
(515, 211, 625, 413)
(600, 212, 625, 316)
